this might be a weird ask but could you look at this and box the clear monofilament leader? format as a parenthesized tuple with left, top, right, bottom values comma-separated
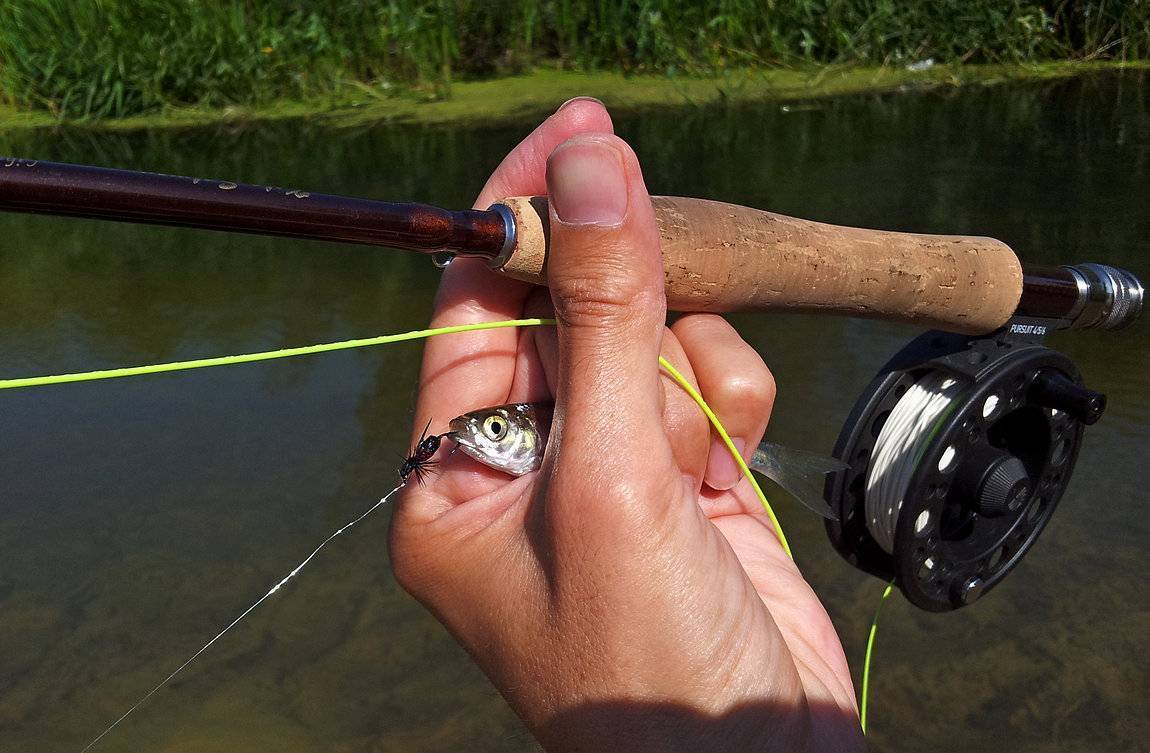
(79, 483, 406, 753)
(865, 372, 965, 554)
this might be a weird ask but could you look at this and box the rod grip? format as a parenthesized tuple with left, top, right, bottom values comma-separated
(492, 196, 1023, 334)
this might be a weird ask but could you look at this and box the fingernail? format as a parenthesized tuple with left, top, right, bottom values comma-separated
(548, 138, 627, 225)
(556, 96, 604, 113)
(706, 437, 746, 491)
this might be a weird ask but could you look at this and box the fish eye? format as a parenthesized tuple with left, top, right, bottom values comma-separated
(483, 416, 507, 440)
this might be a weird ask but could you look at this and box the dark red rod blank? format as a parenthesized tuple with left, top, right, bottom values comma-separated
(1017, 265, 1084, 320)
(0, 157, 508, 257)
(0, 157, 1135, 328)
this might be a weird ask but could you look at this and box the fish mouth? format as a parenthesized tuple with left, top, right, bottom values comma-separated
(443, 428, 492, 470)
(445, 421, 479, 451)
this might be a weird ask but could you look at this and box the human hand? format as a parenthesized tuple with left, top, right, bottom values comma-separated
(391, 98, 864, 753)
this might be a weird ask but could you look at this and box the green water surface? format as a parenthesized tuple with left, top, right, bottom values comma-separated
(1, 71, 1148, 752)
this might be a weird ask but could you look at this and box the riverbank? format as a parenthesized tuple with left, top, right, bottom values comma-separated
(0, 61, 1146, 134)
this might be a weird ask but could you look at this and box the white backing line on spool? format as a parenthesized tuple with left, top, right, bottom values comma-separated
(865, 372, 965, 554)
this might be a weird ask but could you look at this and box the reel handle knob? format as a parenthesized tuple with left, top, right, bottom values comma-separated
(1029, 371, 1106, 425)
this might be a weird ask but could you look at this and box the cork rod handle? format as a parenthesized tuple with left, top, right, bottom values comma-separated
(493, 196, 1023, 335)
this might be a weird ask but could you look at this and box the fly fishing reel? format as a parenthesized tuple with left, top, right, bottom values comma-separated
(827, 328, 1096, 610)
(826, 264, 1142, 611)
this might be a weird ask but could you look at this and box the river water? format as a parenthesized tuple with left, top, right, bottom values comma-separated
(1, 71, 1147, 752)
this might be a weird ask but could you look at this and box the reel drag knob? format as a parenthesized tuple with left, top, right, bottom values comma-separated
(953, 446, 1032, 518)
(975, 456, 1031, 518)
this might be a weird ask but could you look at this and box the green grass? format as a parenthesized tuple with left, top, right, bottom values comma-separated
(3, 61, 1144, 134)
(0, 1, 1147, 121)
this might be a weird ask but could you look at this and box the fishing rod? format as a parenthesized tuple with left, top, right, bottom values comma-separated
(0, 155, 1145, 611)
(0, 157, 1141, 334)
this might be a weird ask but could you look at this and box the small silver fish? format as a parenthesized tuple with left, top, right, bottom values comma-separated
(448, 403, 846, 519)
(449, 404, 551, 477)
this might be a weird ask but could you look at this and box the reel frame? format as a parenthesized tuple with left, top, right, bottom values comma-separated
(826, 320, 1104, 612)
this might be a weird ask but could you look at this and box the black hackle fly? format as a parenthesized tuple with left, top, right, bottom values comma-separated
(400, 418, 443, 485)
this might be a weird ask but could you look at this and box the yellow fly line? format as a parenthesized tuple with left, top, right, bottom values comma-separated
(1, 315, 903, 731)
(861, 581, 895, 734)
(0, 319, 553, 390)
(0, 316, 789, 552)
(657, 355, 791, 558)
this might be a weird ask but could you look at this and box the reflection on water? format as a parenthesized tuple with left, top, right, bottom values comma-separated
(1, 71, 1147, 752)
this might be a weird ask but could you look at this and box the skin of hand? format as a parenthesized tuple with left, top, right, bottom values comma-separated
(390, 98, 864, 753)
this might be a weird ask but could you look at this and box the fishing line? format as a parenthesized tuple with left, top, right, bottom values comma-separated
(859, 581, 894, 735)
(854, 370, 964, 736)
(79, 483, 405, 753)
(0, 318, 788, 554)
(5, 317, 796, 746)
(0, 319, 555, 390)
(658, 356, 791, 559)
(865, 371, 964, 554)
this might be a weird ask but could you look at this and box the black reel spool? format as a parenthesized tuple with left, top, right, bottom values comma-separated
(826, 322, 1106, 612)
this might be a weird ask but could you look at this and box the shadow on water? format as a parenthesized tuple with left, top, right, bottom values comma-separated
(0, 70, 1147, 751)
(540, 698, 862, 752)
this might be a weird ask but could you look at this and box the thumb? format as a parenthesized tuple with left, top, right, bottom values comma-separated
(545, 134, 666, 446)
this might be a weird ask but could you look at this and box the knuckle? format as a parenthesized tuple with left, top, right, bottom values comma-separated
(548, 213, 667, 328)
(671, 312, 729, 341)
(582, 469, 684, 529)
(599, 475, 653, 510)
(720, 368, 776, 414)
(551, 258, 664, 328)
